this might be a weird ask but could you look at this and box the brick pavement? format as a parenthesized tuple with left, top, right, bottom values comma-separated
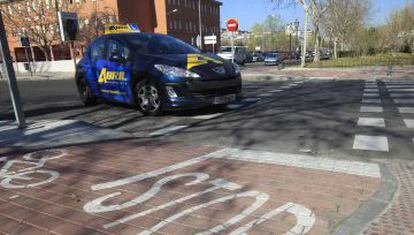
(364, 163, 414, 235)
(0, 140, 381, 234)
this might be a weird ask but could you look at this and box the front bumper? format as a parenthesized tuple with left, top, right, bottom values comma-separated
(163, 75, 242, 110)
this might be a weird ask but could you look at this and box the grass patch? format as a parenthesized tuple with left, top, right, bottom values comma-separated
(307, 53, 414, 68)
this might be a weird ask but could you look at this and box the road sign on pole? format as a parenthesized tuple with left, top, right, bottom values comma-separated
(226, 19, 239, 63)
(0, 11, 26, 128)
(204, 35, 217, 53)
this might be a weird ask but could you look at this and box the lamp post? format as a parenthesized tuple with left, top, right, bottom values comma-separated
(198, 0, 203, 49)
(294, 19, 300, 59)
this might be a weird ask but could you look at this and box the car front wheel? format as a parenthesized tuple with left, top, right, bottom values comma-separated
(135, 79, 165, 116)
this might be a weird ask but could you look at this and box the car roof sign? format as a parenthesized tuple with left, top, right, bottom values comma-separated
(104, 24, 140, 35)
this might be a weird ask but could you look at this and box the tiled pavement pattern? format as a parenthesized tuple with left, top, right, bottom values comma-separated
(0, 140, 380, 234)
(364, 163, 414, 235)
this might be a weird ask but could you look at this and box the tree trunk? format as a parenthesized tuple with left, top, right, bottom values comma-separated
(334, 41, 338, 59)
(39, 46, 50, 61)
(313, 25, 321, 63)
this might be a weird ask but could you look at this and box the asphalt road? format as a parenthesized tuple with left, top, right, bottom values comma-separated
(1, 77, 413, 162)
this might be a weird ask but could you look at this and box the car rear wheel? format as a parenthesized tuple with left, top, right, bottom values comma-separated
(78, 79, 96, 106)
(135, 79, 164, 116)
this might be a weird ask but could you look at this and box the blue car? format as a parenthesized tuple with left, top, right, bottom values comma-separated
(76, 33, 242, 115)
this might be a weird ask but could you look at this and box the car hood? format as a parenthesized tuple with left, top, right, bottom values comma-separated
(151, 53, 238, 80)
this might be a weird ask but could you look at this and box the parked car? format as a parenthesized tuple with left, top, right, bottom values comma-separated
(264, 53, 283, 66)
(252, 52, 264, 62)
(217, 46, 248, 65)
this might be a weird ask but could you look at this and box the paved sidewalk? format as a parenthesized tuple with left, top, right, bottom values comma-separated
(364, 163, 414, 235)
(0, 138, 386, 234)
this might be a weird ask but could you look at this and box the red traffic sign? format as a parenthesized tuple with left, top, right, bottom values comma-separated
(226, 18, 238, 32)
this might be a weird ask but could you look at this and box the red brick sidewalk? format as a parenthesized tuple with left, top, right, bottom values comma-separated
(0, 140, 380, 234)
(364, 163, 414, 235)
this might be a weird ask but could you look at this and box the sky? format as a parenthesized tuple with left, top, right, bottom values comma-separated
(220, 0, 411, 31)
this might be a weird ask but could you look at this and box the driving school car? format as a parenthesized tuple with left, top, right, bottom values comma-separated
(75, 31, 242, 116)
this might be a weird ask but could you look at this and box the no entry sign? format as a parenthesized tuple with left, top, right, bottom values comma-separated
(226, 18, 238, 32)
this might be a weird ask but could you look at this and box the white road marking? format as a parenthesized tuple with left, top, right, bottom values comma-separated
(139, 191, 269, 235)
(386, 85, 414, 89)
(391, 93, 414, 98)
(393, 99, 414, 104)
(209, 148, 381, 178)
(364, 89, 379, 93)
(227, 104, 244, 109)
(362, 98, 381, 104)
(403, 119, 414, 128)
(242, 98, 261, 102)
(357, 118, 386, 127)
(363, 93, 380, 98)
(149, 125, 188, 136)
(388, 89, 414, 92)
(192, 113, 223, 120)
(229, 202, 316, 235)
(398, 107, 414, 114)
(257, 93, 273, 97)
(360, 106, 383, 113)
(269, 89, 283, 93)
(353, 135, 389, 152)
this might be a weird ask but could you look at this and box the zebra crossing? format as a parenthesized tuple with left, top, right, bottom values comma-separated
(353, 80, 414, 152)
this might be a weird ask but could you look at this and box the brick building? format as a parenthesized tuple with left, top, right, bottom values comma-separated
(1, 0, 222, 62)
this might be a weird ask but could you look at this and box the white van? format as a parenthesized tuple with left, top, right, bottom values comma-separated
(217, 46, 247, 65)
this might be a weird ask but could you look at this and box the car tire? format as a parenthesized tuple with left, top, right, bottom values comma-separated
(78, 78, 97, 106)
(134, 79, 165, 116)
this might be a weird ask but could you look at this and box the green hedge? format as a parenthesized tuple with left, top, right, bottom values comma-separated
(308, 53, 414, 68)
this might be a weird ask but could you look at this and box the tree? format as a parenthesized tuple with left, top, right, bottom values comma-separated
(321, 0, 371, 58)
(247, 15, 290, 52)
(0, 1, 77, 61)
(386, 3, 414, 54)
(0, 1, 118, 60)
(270, 0, 332, 62)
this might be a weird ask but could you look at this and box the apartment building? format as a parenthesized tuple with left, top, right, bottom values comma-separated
(1, 0, 222, 62)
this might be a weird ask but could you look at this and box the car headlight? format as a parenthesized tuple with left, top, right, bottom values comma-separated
(232, 63, 240, 74)
(155, 64, 200, 78)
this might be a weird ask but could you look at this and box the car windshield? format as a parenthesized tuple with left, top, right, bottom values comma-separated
(267, 53, 278, 58)
(220, 47, 232, 53)
(125, 34, 200, 55)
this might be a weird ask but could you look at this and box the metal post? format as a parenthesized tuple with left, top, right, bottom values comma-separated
(198, 0, 203, 50)
(289, 33, 292, 60)
(301, 7, 309, 68)
(230, 32, 235, 63)
(0, 12, 26, 128)
(23, 46, 33, 77)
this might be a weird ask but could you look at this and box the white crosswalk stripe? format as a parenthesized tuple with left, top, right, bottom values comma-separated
(353, 135, 389, 152)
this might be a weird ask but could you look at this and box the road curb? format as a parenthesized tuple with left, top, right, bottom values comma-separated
(332, 164, 399, 235)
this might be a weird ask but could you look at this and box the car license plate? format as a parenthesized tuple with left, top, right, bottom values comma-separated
(214, 94, 236, 104)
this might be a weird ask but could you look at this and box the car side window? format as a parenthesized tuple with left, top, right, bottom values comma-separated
(90, 40, 106, 63)
(107, 39, 131, 62)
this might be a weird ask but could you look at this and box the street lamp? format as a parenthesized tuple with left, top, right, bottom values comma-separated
(294, 19, 300, 58)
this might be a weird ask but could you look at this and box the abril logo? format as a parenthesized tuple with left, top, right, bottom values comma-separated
(98, 68, 126, 83)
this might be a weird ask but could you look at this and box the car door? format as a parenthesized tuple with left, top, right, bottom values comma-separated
(98, 39, 133, 103)
(89, 39, 107, 98)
